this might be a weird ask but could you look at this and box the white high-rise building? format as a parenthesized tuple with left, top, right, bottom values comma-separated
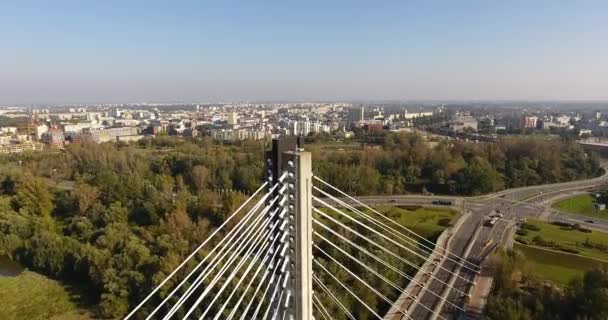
(227, 112, 239, 125)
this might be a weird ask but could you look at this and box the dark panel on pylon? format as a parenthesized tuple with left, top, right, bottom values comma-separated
(266, 137, 298, 183)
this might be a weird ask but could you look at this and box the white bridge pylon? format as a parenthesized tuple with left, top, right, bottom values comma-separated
(125, 138, 479, 320)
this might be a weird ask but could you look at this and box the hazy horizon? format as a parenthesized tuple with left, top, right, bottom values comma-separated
(1, 1, 607, 104)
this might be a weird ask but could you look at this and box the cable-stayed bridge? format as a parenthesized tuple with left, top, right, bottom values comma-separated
(122, 138, 485, 320)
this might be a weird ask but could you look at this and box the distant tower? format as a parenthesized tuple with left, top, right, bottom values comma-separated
(349, 107, 364, 123)
(596, 111, 602, 120)
(227, 112, 239, 125)
(112, 107, 122, 118)
(27, 106, 32, 141)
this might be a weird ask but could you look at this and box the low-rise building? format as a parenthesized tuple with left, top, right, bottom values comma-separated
(520, 116, 539, 129)
(41, 129, 65, 147)
(0, 127, 17, 134)
(450, 116, 478, 132)
(0, 142, 44, 154)
(211, 129, 269, 141)
(35, 124, 48, 140)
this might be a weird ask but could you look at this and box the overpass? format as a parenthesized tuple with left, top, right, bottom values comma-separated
(579, 141, 608, 157)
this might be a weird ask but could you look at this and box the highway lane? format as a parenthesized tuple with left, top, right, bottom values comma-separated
(408, 213, 482, 320)
(313, 165, 608, 320)
(380, 166, 608, 320)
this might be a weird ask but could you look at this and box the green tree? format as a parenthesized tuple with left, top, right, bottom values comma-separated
(73, 181, 100, 215)
(191, 165, 210, 191)
(13, 175, 54, 218)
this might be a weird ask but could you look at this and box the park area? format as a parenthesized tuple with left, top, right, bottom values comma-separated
(318, 205, 460, 241)
(378, 205, 460, 239)
(552, 193, 605, 217)
(515, 219, 608, 285)
(0, 269, 91, 320)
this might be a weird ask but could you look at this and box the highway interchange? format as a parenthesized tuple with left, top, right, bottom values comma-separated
(351, 168, 608, 320)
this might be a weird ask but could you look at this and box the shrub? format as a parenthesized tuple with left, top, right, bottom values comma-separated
(560, 247, 580, 254)
(571, 223, 592, 233)
(437, 218, 452, 227)
(552, 221, 572, 228)
(522, 223, 541, 231)
(532, 235, 545, 244)
(516, 229, 529, 236)
(532, 235, 558, 248)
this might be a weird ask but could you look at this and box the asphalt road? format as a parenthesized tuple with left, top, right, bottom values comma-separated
(379, 168, 608, 320)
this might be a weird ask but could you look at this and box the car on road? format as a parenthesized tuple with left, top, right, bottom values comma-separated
(485, 217, 499, 226)
(585, 220, 595, 224)
(389, 199, 397, 203)
(432, 199, 452, 206)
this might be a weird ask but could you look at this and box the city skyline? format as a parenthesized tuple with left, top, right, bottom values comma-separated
(1, 1, 607, 104)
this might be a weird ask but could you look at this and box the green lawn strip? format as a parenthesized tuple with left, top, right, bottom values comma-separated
(515, 243, 608, 286)
(0, 271, 87, 320)
(318, 205, 458, 239)
(378, 206, 459, 238)
(552, 193, 606, 217)
(518, 219, 608, 261)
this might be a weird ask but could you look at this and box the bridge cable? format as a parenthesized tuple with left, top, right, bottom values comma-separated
(225, 227, 285, 319)
(313, 293, 334, 320)
(200, 221, 277, 320)
(312, 207, 470, 297)
(211, 212, 283, 320)
(153, 191, 274, 319)
(261, 271, 287, 319)
(238, 255, 287, 320)
(162, 196, 278, 319)
(315, 245, 418, 320)
(313, 196, 476, 287)
(250, 270, 287, 319)
(176, 213, 271, 319)
(314, 259, 383, 320)
(314, 185, 479, 275)
(124, 181, 269, 320)
(314, 176, 480, 271)
(313, 274, 355, 320)
(313, 217, 465, 312)
(312, 300, 329, 320)
(270, 287, 286, 320)
(182, 204, 279, 319)
(314, 230, 449, 319)
(191, 214, 272, 319)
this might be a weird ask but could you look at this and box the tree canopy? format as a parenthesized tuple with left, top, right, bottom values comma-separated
(0, 134, 602, 318)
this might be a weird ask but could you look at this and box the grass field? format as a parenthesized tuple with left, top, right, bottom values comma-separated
(552, 193, 606, 217)
(377, 206, 459, 238)
(515, 243, 608, 285)
(517, 219, 608, 261)
(318, 205, 459, 240)
(515, 219, 608, 285)
(0, 271, 91, 320)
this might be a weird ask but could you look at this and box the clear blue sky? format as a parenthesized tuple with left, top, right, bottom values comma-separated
(1, 1, 607, 103)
